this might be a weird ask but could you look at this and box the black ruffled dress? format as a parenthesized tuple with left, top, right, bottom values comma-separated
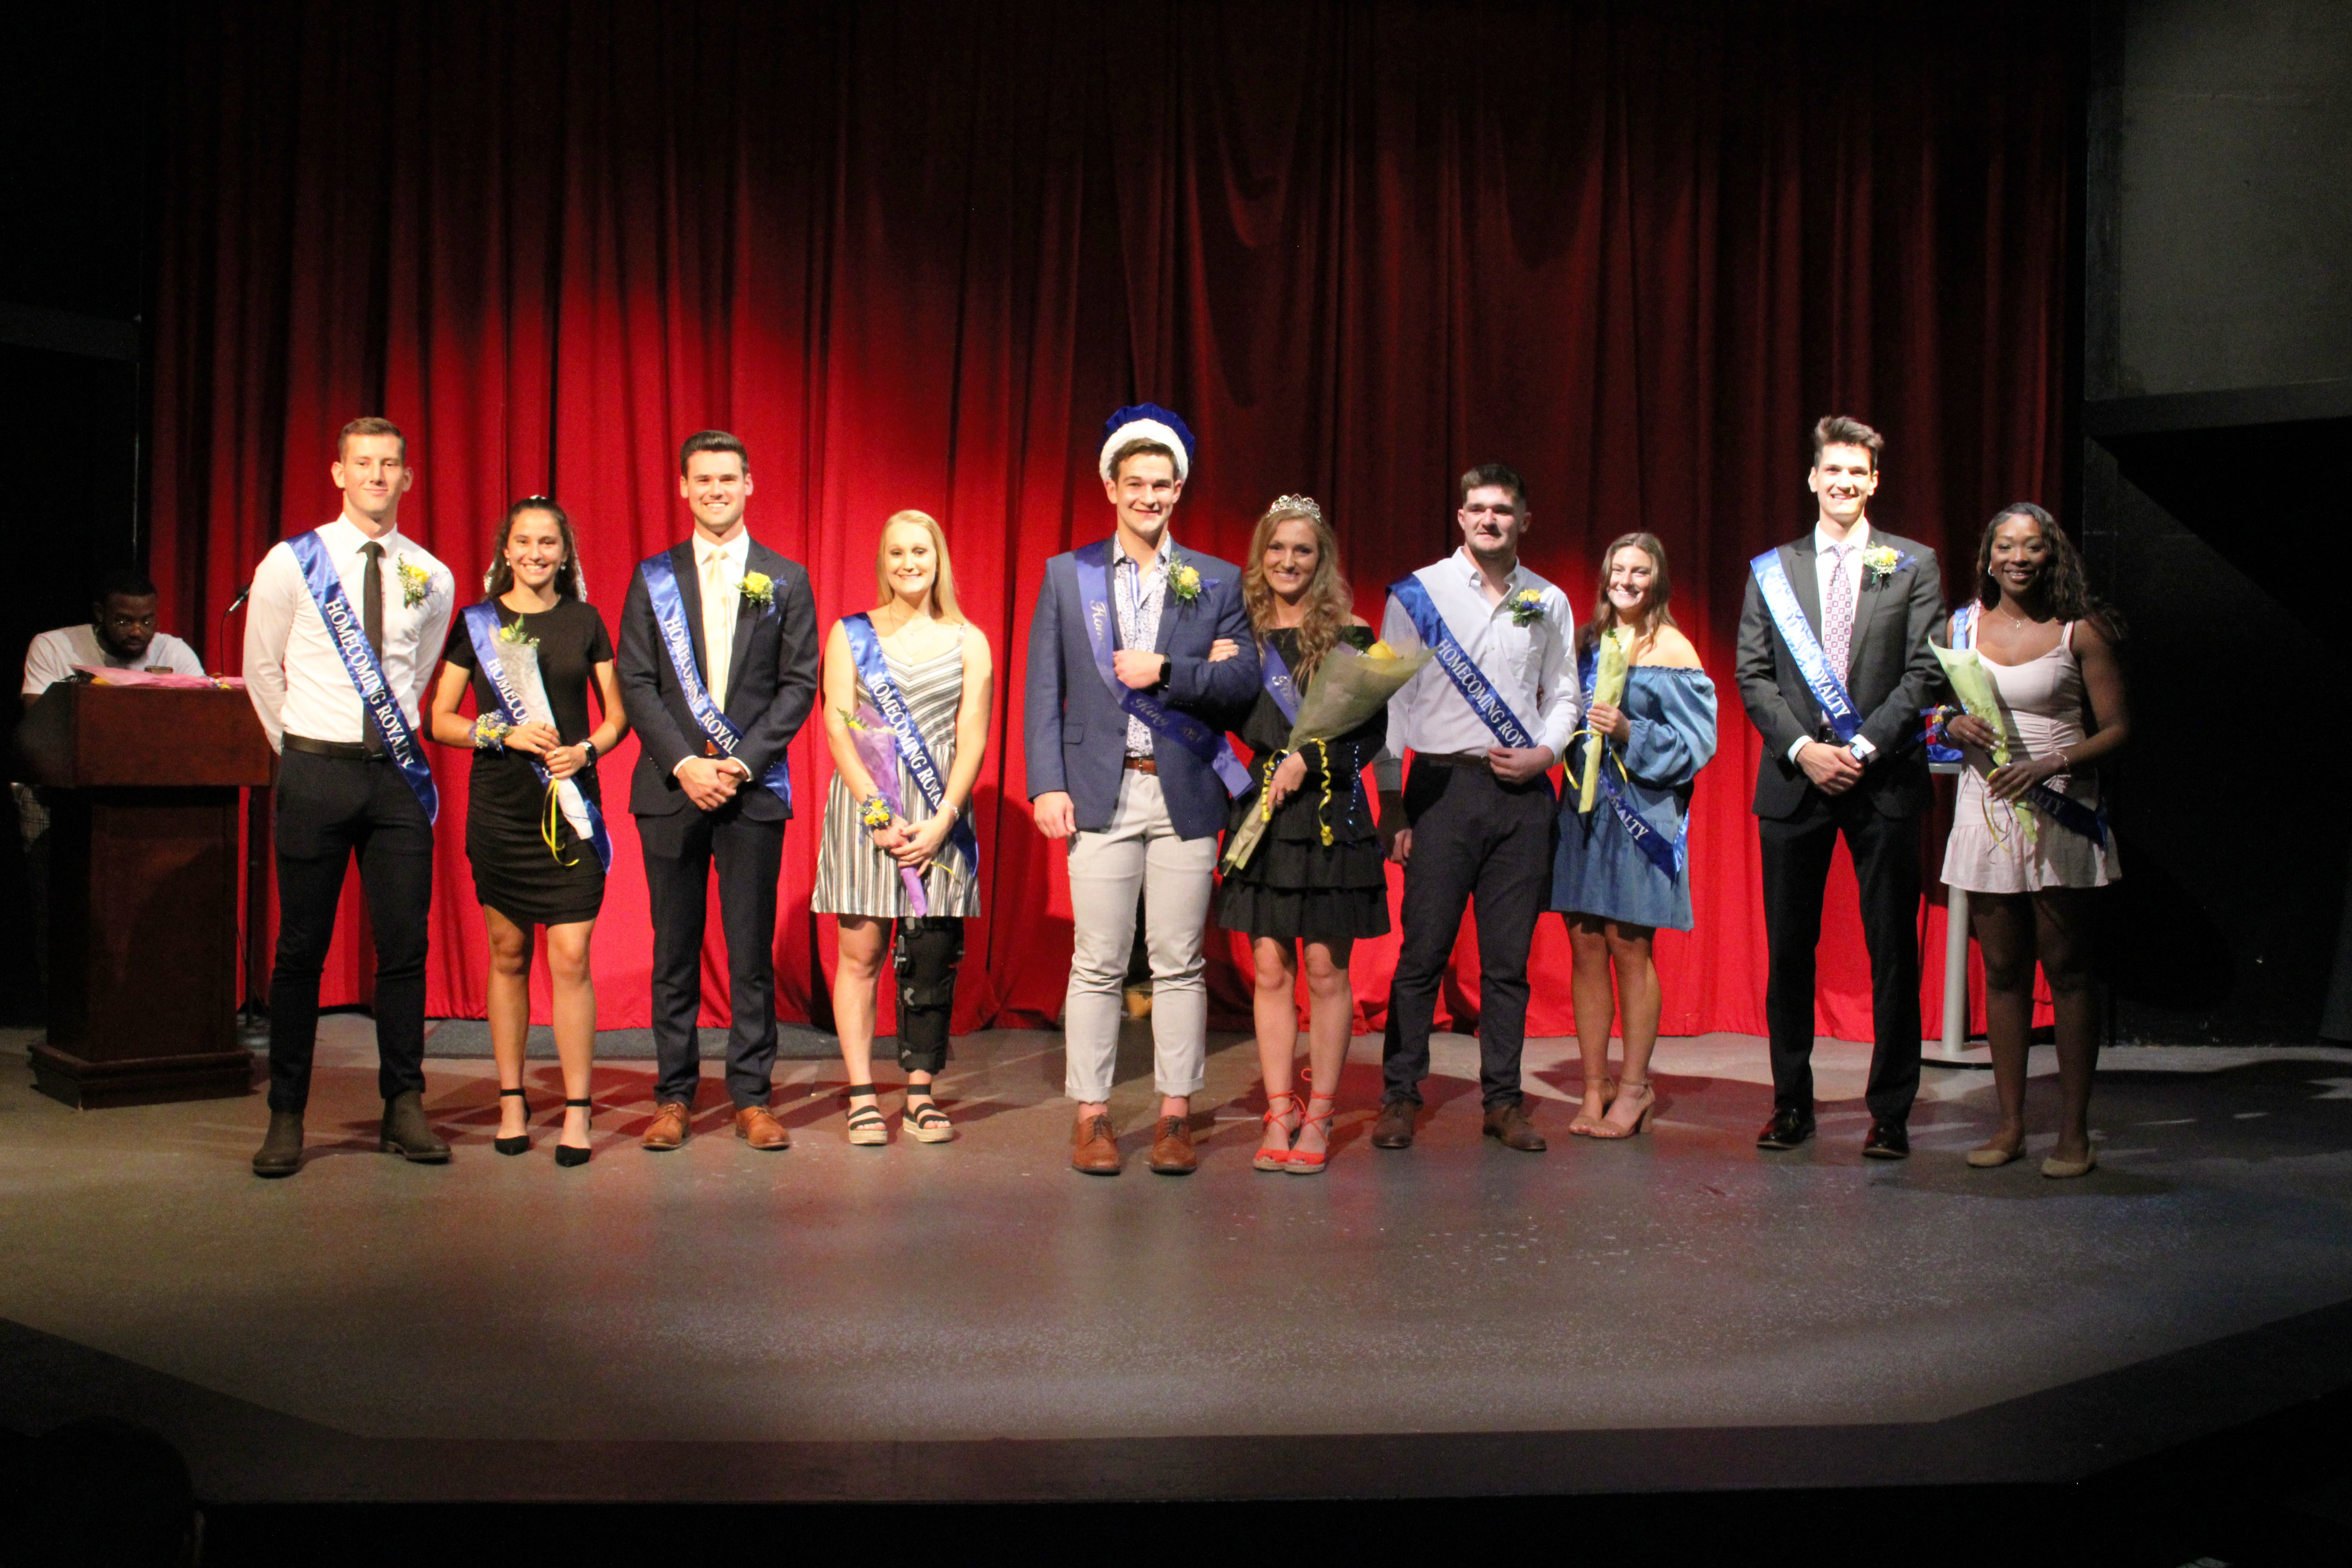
(1215, 625, 1392, 944)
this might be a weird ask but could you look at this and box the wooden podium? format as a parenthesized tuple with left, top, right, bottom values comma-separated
(17, 682, 276, 1107)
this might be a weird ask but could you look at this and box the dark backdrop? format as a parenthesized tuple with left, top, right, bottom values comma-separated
(145, 0, 2082, 1038)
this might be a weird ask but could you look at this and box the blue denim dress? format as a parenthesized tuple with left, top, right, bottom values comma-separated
(1549, 665, 1718, 931)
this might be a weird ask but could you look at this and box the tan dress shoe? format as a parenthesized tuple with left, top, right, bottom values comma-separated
(1146, 1114, 1198, 1174)
(1071, 1112, 1121, 1175)
(1481, 1099, 1547, 1152)
(734, 1105, 791, 1150)
(641, 1102, 692, 1151)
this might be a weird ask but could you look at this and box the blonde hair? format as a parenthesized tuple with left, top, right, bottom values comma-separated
(873, 509, 966, 624)
(1240, 496, 1352, 683)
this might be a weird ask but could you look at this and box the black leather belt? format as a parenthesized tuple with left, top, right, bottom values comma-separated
(283, 733, 378, 760)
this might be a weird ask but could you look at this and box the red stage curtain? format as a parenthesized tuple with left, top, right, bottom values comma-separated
(149, 1, 2078, 1041)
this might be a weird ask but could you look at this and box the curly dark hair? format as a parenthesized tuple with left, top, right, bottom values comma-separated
(484, 497, 584, 601)
(1971, 503, 2125, 641)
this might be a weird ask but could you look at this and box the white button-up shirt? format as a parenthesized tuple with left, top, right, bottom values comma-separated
(22, 625, 205, 695)
(1380, 548, 1579, 762)
(1786, 519, 1877, 763)
(242, 516, 456, 750)
(694, 528, 751, 709)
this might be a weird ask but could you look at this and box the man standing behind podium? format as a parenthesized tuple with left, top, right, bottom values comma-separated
(244, 416, 456, 1177)
(617, 431, 820, 1153)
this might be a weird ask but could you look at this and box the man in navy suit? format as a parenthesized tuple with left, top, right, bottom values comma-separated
(617, 430, 820, 1154)
(1026, 405, 1258, 1176)
(1734, 416, 1943, 1161)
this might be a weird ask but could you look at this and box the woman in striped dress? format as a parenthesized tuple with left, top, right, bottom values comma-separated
(813, 510, 992, 1145)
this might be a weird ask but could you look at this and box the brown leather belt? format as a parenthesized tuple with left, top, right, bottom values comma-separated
(1122, 756, 1159, 774)
(283, 733, 378, 761)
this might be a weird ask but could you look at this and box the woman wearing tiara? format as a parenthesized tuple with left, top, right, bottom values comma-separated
(1939, 503, 2129, 1178)
(812, 509, 991, 1146)
(1213, 495, 1395, 1174)
(429, 497, 629, 1166)
(1549, 532, 1716, 1140)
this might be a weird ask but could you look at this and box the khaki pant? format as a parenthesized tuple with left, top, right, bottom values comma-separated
(1062, 770, 1217, 1102)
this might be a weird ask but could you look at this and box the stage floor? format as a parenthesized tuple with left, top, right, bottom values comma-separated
(3, 1022, 2350, 1503)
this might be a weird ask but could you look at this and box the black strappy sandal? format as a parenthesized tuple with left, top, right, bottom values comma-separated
(842, 1084, 887, 1146)
(494, 1087, 530, 1156)
(904, 1085, 954, 1144)
(555, 1097, 593, 1167)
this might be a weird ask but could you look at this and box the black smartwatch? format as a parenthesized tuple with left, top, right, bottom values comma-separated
(1156, 655, 1172, 689)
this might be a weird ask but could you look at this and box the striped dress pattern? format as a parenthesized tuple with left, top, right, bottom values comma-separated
(811, 632, 981, 918)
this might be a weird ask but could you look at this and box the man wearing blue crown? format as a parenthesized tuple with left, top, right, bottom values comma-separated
(1026, 404, 1259, 1176)
(1734, 416, 1943, 1161)
(1371, 463, 1579, 1153)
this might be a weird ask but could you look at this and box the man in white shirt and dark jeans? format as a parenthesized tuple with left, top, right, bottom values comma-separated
(243, 416, 456, 1177)
(1372, 463, 1579, 1153)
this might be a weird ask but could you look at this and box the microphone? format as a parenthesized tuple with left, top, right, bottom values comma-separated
(223, 583, 252, 615)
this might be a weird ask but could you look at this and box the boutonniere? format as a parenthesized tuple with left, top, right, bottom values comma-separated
(1861, 545, 1908, 585)
(1508, 586, 1547, 628)
(739, 570, 775, 609)
(396, 558, 435, 609)
(1167, 557, 1204, 606)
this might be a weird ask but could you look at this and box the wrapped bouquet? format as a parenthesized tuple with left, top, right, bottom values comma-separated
(1219, 639, 1430, 875)
(842, 704, 930, 916)
(1931, 641, 2034, 849)
(490, 622, 600, 864)
(1574, 628, 1630, 815)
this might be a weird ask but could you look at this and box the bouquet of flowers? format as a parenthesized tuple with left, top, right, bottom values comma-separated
(1931, 641, 2034, 849)
(842, 704, 929, 916)
(1219, 639, 1430, 874)
(489, 622, 598, 862)
(1574, 628, 1630, 815)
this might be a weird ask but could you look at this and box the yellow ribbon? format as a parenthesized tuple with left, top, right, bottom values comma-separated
(541, 782, 579, 867)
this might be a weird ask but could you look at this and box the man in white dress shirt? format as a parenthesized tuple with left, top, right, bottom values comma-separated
(1372, 463, 1579, 1152)
(243, 417, 457, 1177)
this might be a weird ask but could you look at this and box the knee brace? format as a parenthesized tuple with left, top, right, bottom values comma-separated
(894, 917, 964, 1073)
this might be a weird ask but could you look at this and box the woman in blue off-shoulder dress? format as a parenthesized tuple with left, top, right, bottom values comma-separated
(1550, 532, 1717, 1140)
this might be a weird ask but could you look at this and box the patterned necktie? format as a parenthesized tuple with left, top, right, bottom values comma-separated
(361, 541, 387, 754)
(1822, 543, 1854, 681)
(701, 549, 735, 710)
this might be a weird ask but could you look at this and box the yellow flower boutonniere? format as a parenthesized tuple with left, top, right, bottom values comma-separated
(1862, 545, 1907, 585)
(396, 558, 434, 610)
(1168, 559, 1203, 606)
(739, 570, 775, 609)
(1507, 586, 1547, 628)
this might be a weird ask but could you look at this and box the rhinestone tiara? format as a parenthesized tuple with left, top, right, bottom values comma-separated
(1265, 494, 1325, 526)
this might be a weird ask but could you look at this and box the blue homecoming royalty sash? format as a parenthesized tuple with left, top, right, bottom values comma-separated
(1948, 604, 2107, 845)
(1749, 548, 1862, 746)
(287, 529, 438, 821)
(1387, 572, 1536, 748)
(1576, 647, 1684, 883)
(637, 550, 791, 807)
(842, 612, 979, 874)
(1076, 540, 1252, 796)
(461, 603, 613, 872)
(1258, 635, 1300, 725)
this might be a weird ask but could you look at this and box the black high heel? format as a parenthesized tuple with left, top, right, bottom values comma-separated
(554, 1098, 593, 1167)
(494, 1087, 530, 1156)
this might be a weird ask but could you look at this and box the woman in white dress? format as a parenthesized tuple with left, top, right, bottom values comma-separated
(812, 511, 992, 1145)
(1939, 503, 2129, 1178)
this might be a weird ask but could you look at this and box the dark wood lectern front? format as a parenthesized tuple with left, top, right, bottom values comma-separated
(18, 683, 276, 1107)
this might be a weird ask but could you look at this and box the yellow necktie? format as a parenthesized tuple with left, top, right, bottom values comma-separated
(702, 550, 735, 709)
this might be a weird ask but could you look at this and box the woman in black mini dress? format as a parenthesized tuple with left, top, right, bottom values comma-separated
(429, 498, 628, 1165)
(1214, 496, 1394, 1173)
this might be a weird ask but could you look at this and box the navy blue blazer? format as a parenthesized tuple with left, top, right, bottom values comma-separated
(1024, 539, 1259, 840)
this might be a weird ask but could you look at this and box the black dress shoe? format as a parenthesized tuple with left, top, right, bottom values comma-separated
(1755, 1106, 1816, 1150)
(1370, 1099, 1419, 1149)
(1862, 1120, 1910, 1160)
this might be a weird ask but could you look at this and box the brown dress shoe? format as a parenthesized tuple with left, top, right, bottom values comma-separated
(1370, 1098, 1418, 1149)
(641, 1102, 692, 1151)
(1482, 1099, 1547, 1152)
(734, 1104, 791, 1150)
(1146, 1114, 1198, 1174)
(1071, 1112, 1122, 1175)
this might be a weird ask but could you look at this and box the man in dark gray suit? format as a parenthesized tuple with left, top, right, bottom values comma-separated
(1025, 404, 1258, 1176)
(1735, 416, 1942, 1160)
(617, 430, 820, 1154)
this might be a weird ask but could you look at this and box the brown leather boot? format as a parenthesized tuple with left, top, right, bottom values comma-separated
(1147, 1114, 1198, 1174)
(380, 1091, 451, 1163)
(252, 1109, 303, 1178)
(1071, 1112, 1121, 1175)
(1482, 1098, 1547, 1152)
(641, 1101, 691, 1151)
(734, 1104, 791, 1151)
